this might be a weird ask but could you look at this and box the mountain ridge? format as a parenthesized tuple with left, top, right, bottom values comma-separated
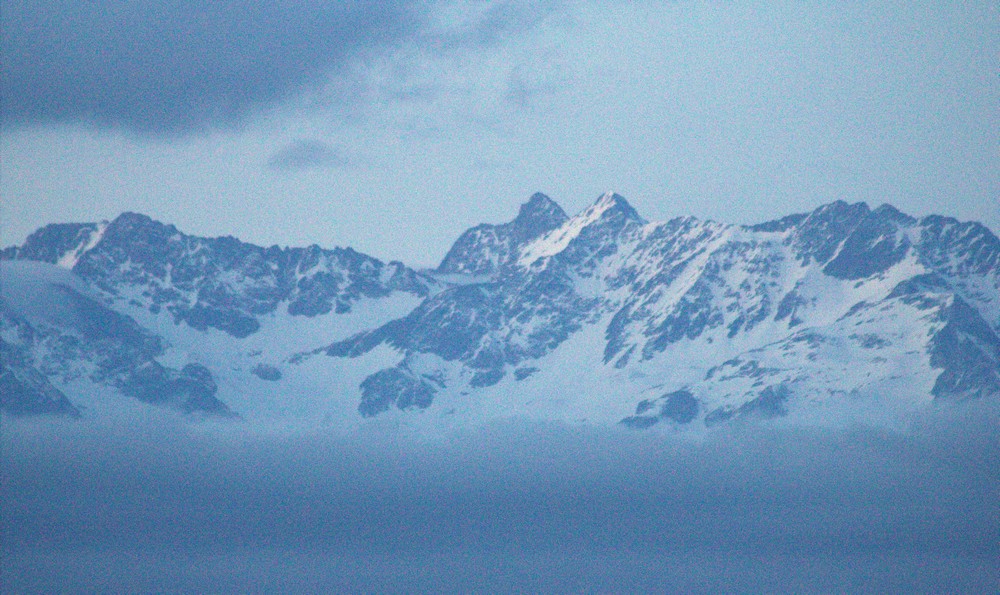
(3, 192, 998, 429)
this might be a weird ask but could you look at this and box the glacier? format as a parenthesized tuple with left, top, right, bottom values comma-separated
(2, 192, 998, 430)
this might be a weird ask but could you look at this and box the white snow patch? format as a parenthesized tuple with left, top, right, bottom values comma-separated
(518, 192, 623, 268)
(56, 221, 108, 269)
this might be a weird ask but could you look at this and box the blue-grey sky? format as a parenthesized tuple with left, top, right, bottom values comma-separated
(2, 1, 997, 266)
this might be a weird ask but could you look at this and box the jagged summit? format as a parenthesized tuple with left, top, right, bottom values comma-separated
(435, 192, 646, 277)
(5, 221, 107, 267)
(517, 192, 646, 268)
(872, 203, 917, 225)
(3, 194, 998, 428)
(513, 192, 568, 231)
(329, 197, 999, 422)
(436, 192, 569, 276)
(590, 191, 644, 223)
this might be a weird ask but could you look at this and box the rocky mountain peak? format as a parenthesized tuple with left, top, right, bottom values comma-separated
(872, 203, 917, 226)
(589, 191, 644, 224)
(790, 200, 871, 266)
(516, 192, 646, 270)
(436, 193, 570, 276)
(6, 222, 104, 266)
(4, 195, 998, 428)
(102, 211, 175, 243)
(513, 192, 568, 230)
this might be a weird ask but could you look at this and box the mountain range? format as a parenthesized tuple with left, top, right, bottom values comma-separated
(3, 192, 998, 429)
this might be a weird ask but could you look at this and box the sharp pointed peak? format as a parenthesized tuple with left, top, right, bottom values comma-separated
(435, 193, 567, 276)
(514, 192, 568, 225)
(527, 191, 557, 205)
(596, 190, 628, 204)
(584, 191, 644, 223)
(509, 192, 569, 239)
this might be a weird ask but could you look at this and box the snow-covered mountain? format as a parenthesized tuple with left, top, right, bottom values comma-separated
(3, 193, 998, 429)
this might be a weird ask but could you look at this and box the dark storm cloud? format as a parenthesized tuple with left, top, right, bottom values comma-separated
(267, 139, 348, 171)
(0, 0, 562, 136)
(3, 400, 999, 592)
(0, 1, 418, 134)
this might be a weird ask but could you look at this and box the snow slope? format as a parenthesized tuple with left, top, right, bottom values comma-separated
(3, 193, 998, 431)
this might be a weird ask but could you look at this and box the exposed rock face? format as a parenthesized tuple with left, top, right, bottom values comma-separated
(0, 262, 230, 416)
(325, 193, 1000, 422)
(3, 208, 436, 417)
(0, 331, 80, 418)
(436, 192, 568, 277)
(251, 363, 282, 381)
(122, 361, 231, 415)
(3, 192, 998, 426)
(17, 212, 434, 338)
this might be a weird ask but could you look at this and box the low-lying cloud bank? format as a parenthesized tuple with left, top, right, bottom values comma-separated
(3, 400, 998, 592)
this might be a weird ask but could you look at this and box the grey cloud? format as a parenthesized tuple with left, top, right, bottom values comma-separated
(0, 1, 563, 136)
(267, 139, 348, 171)
(2, 400, 998, 592)
(0, 1, 421, 135)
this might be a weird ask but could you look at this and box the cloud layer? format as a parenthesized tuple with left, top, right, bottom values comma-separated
(3, 401, 998, 592)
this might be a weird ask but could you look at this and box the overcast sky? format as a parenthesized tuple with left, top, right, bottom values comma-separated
(2, 1, 997, 267)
